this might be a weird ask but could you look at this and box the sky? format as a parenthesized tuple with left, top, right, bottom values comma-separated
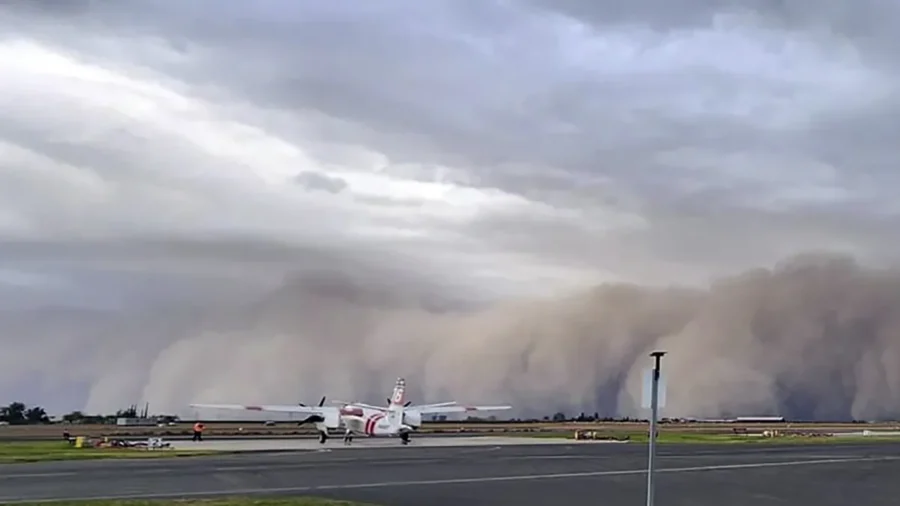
(1, 0, 899, 421)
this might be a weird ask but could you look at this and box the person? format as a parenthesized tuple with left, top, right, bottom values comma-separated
(192, 421, 205, 441)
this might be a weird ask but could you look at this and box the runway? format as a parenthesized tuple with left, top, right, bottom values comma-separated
(169, 435, 620, 451)
(2, 437, 900, 506)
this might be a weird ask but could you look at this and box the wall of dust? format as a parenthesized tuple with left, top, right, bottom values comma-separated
(132, 252, 900, 421)
(4, 252, 898, 421)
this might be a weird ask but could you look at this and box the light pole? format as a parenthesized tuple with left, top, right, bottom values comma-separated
(646, 350, 666, 506)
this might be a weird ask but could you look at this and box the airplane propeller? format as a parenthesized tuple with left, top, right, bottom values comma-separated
(297, 396, 327, 426)
(387, 398, 412, 407)
(299, 396, 327, 407)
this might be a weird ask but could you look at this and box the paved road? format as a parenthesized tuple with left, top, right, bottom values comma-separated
(2, 441, 898, 505)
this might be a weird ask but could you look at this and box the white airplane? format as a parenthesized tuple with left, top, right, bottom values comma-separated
(189, 378, 512, 445)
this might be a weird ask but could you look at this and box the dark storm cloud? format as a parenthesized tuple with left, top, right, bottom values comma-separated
(1, 0, 899, 420)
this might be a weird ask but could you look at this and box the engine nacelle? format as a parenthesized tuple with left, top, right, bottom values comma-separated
(402, 411, 421, 428)
(321, 409, 341, 429)
(299, 414, 324, 425)
(300, 410, 341, 430)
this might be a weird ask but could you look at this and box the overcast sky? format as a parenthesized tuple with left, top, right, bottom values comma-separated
(1, 1, 898, 418)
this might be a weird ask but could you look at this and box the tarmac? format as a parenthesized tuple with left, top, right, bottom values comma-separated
(2, 436, 899, 505)
(169, 435, 617, 451)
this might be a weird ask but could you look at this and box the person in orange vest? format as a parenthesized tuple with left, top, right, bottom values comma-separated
(192, 422, 205, 441)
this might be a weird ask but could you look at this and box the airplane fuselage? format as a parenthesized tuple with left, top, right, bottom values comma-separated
(317, 404, 416, 440)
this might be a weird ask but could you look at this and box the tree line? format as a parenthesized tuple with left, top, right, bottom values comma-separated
(0, 402, 181, 425)
(0, 402, 50, 424)
(1, 402, 634, 426)
(0, 402, 668, 426)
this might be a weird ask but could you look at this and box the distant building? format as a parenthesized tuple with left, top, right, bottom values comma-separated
(733, 416, 785, 423)
(116, 417, 158, 426)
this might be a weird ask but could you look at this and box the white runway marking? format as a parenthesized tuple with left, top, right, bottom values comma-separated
(0, 472, 77, 479)
(3, 455, 897, 503)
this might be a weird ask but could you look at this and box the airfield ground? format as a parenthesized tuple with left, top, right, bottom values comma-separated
(9, 499, 365, 506)
(3, 421, 900, 465)
(0, 441, 225, 463)
(167, 435, 615, 452)
(2, 420, 896, 442)
(3, 437, 899, 505)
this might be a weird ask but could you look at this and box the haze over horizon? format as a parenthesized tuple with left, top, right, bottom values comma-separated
(2, 1, 900, 421)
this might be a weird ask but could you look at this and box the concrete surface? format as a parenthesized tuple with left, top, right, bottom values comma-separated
(833, 430, 900, 437)
(169, 435, 619, 451)
(1, 439, 899, 505)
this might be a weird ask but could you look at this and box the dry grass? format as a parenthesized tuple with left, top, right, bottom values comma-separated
(0, 441, 220, 463)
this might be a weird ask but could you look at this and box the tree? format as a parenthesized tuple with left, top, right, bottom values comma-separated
(0, 402, 27, 425)
(62, 411, 86, 423)
(24, 406, 49, 424)
(116, 405, 138, 418)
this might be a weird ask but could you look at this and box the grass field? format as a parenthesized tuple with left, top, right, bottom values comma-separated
(0, 441, 221, 463)
(2, 421, 896, 440)
(11, 499, 373, 506)
(522, 430, 900, 444)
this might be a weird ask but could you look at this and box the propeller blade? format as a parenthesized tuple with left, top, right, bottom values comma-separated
(404, 401, 412, 407)
(318, 396, 326, 407)
(387, 398, 392, 406)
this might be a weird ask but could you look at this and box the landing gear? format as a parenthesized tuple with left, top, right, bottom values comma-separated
(318, 431, 328, 444)
(400, 432, 410, 445)
(343, 429, 354, 445)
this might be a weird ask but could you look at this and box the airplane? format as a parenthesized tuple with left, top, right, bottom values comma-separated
(189, 377, 512, 445)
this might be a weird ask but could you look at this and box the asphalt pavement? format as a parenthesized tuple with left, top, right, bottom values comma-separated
(1, 439, 898, 505)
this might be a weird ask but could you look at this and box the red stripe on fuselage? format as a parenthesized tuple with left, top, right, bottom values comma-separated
(365, 413, 384, 435)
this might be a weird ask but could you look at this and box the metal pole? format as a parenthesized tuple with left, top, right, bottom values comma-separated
(646, 351, 666, 506)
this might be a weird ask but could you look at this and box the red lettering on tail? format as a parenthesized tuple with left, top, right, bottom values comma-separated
(391, 378, 406, 405)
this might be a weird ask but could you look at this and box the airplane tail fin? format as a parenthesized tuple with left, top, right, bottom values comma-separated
(389, 377, 407, 408)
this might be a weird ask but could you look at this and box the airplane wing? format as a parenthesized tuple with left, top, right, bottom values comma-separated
(414, 402, 458, 409)
(408, 404, 512, 415)
(329, 400, 389, 412)
(189, 403, 336, 415)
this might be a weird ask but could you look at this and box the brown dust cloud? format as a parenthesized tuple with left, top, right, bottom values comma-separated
(7, 251, 900, 422)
